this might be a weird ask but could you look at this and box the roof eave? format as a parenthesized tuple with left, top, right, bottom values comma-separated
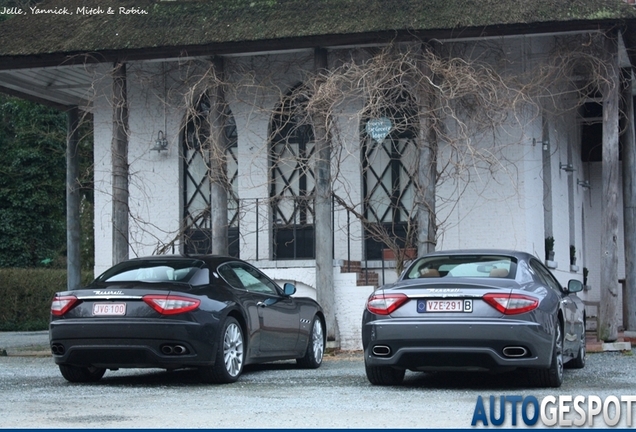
(0, 19, 628, 71)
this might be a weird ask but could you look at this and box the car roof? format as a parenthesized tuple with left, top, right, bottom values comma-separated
(124, 254, 239, 267)
(422, 249, 536, 260)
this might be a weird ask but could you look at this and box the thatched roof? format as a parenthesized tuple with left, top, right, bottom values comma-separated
(1, 0, 635, 62)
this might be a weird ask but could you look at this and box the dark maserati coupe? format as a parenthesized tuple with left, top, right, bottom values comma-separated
(50, 255, 325, 384)
(362, 250, 586, 388)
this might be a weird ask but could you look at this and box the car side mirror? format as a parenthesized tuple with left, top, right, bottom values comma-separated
(283, 282, 296, 296)
(567, 279, 583, 293)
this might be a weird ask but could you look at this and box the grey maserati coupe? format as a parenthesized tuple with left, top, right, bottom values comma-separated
(362, 249, 585, 387)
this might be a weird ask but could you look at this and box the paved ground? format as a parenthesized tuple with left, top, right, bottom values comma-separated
(1, 338, 635, 428)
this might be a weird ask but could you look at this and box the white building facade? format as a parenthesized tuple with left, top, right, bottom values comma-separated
(85, 35, 625, 349)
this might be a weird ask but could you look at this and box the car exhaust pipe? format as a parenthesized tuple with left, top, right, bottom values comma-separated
(372, 345, 391, 356)
(173, 345, 187, 355)
(50, 343, 65, 355)
(502, 346, 528, 358)
(161, 344, 189, 355)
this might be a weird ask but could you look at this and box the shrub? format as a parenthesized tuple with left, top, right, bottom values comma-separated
(0, 268, 93, 331)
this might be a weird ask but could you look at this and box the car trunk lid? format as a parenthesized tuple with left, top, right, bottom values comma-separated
(383, 279, 517, 318)
(53, 283, 197, 319)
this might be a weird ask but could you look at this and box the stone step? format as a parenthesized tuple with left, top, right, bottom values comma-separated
(356, 270, 379, 287)
(339, 260, 379, 287)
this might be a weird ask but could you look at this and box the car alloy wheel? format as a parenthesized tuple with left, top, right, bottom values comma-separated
(567, 320, 586, 369)
(297, 316, 324, 368)
(310, 317, 324, 364)
(223, 320, 244, 377)
(554, 322, 564, 382)
(199, 316, 244, 384)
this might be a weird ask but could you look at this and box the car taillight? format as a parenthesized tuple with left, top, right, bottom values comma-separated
(143, 295, 201, 315)
(483, 293, 539, 315)
(51, 295, 79, 316)
(366, 293, 409, 315)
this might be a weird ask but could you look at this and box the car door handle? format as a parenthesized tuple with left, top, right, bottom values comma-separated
(257, 298, 278, 307)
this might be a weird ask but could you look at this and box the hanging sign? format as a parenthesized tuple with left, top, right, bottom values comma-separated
(366, 117, 392, 143)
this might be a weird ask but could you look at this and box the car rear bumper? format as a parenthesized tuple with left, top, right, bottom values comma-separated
(362, 318, 553, 371)
(49, 319, 217, 369)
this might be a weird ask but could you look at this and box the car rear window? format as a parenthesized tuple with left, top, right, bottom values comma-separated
(96, 259, 206, 283)
(405, 255, 517, 280)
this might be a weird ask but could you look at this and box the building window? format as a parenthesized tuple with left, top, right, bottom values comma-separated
(362, 88, 418, 260)
(580, 97, 625, 162)
(269, 85, 315, 259)
(182, 92, 239, 256)
(580, 100, 603, 162)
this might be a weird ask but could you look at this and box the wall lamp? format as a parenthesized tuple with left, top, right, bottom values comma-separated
(560, 163, 575, 173)
(533, 138, 550, 151)
(151, 130, 168, 152)
(577, 179, 591, 189)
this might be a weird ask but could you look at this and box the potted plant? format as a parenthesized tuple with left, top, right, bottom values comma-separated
(569, 245, 579, 272)
(583, 267, 590, 290)
(545, 236, 555, 261)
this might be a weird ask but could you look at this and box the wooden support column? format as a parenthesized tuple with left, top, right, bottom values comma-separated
(621, 67, 636, 331)
(541, 113, 553, 242)
(599, 32, 621, 342)
(66, 106, 81, 289)
(112, 62, 129, 265)
(208, 56, 229, 255)
(416, 45, 438, 256)
(313, 47, 338, 343)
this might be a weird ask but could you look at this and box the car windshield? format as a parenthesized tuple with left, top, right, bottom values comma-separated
(96, 259, 205, 283)
(405, 255, 517, 280)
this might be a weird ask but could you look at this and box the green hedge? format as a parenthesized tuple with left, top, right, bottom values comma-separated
(0, 268, 93, 331)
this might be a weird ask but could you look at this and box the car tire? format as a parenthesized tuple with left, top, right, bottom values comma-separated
(528, 320, 564, 388)
(58, 364, 106, 383)
(199, 317, 244, 384)
(566, 317, 586, 369)
(297, 316, 325, 369)
(365, 363, 405, 386)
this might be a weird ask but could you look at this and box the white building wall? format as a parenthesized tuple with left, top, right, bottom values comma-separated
(126, 62, 182, 259)
(93, 61, 186, 275)
(434, 112, 537, 252)
(522, 116, 546, 257)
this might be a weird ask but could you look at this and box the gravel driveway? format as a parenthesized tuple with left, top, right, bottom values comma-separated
(0, 331, 634, 428)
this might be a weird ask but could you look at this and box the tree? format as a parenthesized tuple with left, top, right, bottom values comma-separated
(0, 95, 66, 266)
(0, 95, 94, 268)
